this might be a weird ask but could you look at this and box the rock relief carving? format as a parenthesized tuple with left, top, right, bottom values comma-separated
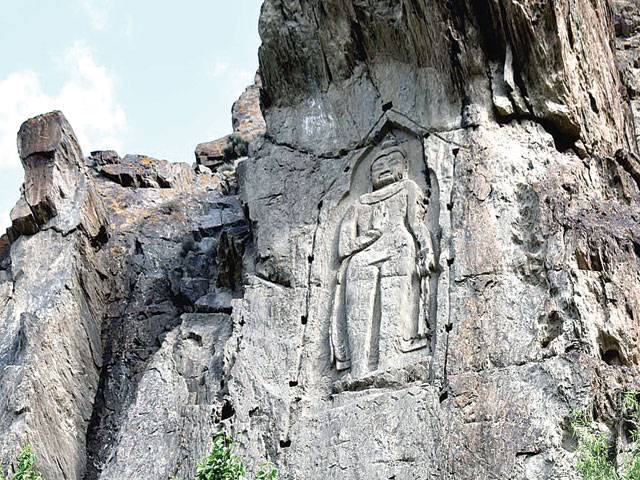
(330, 129, 437, 380)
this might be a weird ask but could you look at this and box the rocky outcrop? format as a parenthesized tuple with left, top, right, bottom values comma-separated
(82, 148, 248, 480)
(258, 0, 635, 157)
(0, 113, 248, 479)
(614, 0, 640, 147)
(223, 1, 640, 478)
(8, 112, 107, 242)
(0, 112, 109, 479)
(2, 1, 640, 479)
(195, 73, 266, 170)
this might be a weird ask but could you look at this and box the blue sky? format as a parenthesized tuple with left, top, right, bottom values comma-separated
(0, 0, 262, 231)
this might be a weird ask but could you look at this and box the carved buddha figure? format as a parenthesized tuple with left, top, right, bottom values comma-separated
(330, 133, 435, 379)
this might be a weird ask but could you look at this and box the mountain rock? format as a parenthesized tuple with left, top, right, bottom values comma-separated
(195, 73, 265, 170)
(2, 1, 640, 479)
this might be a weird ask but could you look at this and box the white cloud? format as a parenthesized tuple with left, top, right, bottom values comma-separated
(78, 0, 112, 31)
(208, 60, 254, 85)
(0, 41, 127, 172)
(0, 41, 126, 232)
(209, 61, 230, 78)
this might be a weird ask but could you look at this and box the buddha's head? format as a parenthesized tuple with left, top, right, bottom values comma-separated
(371, 134, 407, 190)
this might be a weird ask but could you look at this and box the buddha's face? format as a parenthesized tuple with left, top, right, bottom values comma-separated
(371, 151, 406, 189)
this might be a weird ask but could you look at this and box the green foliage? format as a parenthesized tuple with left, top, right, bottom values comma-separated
(176, 433, 277, 480)
(571, 411, 618, 480)
(624, 391, 640, 480)
(572, 390, 640, 480)
(255, 463, 278, 480)
(223, 134, 249, 160)
(195, 433, 246, 480)
(1, 446, 44, 480)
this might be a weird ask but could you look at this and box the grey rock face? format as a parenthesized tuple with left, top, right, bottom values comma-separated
(223, 1, 640, 478)
(0, 112, 109, 480)
(195, 73, 265, 170)
(2, 1, 640, 479)
(258, 0, 634, 156)
(0, 113, 248, 479)
(9, 111, 108, 242)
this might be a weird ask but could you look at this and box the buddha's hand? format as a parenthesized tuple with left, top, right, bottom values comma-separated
(418, 250, 436, 277)
(357, 229, 382, 249)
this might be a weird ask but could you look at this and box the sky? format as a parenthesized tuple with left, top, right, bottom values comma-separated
(0, 0, 263, 232)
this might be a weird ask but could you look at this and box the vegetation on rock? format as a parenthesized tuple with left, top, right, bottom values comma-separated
(572, 391, 640, 480)
(171, 433, 278, 480)
(223, 134, 248, 160)
(0, 445, 43, 480)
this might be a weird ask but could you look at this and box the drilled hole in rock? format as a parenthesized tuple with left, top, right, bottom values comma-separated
(601, 348, 623, 366)
(308, 255, 314, 264)
(445, 323, 453, 332)
(220, 400, 235, 421)
(598, 331, 626, 366)
(439, 390, 449, 403)
(301, 315, 307, 325)
(452, 147, 460, 157)
(382, 101, 393, 111)
(289, 380, 298, 387)
(120, 174, 135, 188)
(186, 332, 203, 346)
(91, 225, 109, 248)
(447, 203, 453, 211)
(588, 92, 599, 114)
(279, 439, 292, 448)
(447, 257, 454, 266)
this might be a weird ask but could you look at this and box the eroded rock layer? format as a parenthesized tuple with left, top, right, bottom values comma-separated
(1, 1, 640, 479)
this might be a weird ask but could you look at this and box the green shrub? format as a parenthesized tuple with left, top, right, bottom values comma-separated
(572, 390, 640, 480)
(180, 432, 277, 480)
(255, 463, 278, 480)
(195, 433, 246, 480)
(223, 134, 249, 160)
(571, 411, 618, 480)
(1, 445, 44, 480)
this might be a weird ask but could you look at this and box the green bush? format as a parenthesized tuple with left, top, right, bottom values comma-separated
(223, 134, 249, 160)
(0, 445, 44, 480)
(195, 433, 246, 480)
(571, 411, 618, 480)
(189, 433, 277, 480)
(572, 390, 640, 480)
(254, 463, 278, 480)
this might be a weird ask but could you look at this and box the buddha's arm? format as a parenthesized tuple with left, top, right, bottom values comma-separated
(407, 182, 436, 271)
(338, 205, 380, 259)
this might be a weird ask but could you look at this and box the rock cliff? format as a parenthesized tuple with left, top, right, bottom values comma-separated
(1, 1, 640, 479)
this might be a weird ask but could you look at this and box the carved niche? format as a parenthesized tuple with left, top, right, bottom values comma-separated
(330, 119, 439, 381)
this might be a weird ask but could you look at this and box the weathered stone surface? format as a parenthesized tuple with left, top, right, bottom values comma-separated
(232, 72, 266, 143)
(194, 135, 233, 170)
(219, 1, 640, 478)
(614, 0, 640, 148)
(195, 73, 265, 170)
(258, 0, 635, 156)
(91, 152, 195, 190)
(81, 144, 248, 480)
(0, 112, 109, 480)
(9, 111, 108, 240)
(2, 2, 640, 479)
